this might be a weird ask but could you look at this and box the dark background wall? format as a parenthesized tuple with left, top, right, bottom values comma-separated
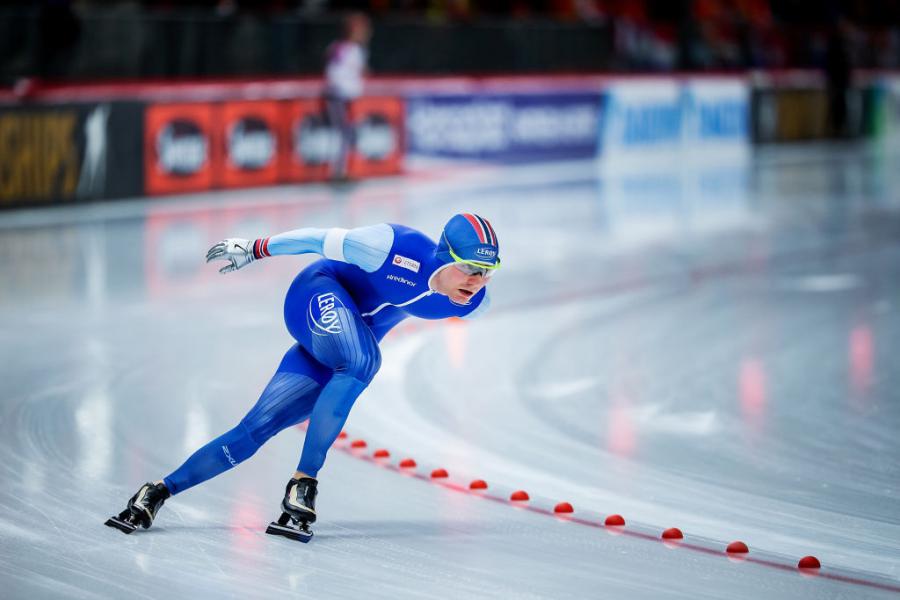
(0, 7, 612, 85)
(2, 0, 898, 86)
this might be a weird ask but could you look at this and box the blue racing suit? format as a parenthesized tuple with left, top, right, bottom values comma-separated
(164, 224, 490, 494)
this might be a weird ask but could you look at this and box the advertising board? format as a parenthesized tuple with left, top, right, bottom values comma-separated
(406, 92, 601, 161)
(145, 103, 218, 195)
(1, 102, 142, 207)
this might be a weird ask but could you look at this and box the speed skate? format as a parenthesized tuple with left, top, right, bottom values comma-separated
(104, 509, 141, 534)
(266, 511, 314, 543)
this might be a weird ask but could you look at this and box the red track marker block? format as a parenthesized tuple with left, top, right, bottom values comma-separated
(337, 431, 348, 440)
(727, 541, 749, 554)
(798, 556, 821, 569)
(350, 439, 367, 449)
(604, 514, 626, 527)
(431, 468, 449, 478)
(554, 502, 574, 514)
(399, 458, 416, 469)
(373, 449, 390, 458)
(510, 490, 530, 501)
(662, 528, 684, 540)
(469, 479, 488, 490)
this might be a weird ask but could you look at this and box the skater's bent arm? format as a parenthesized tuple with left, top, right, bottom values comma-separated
(259, 224, 394, 273)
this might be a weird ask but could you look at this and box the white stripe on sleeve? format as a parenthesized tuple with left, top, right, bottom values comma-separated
(323, 228, 349, 262)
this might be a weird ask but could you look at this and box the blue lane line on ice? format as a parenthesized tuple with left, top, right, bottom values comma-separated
(333, 446, 900, 595)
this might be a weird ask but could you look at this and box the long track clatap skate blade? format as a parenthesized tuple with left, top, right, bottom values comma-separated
(266, 513, 312, 543)
(105, 511, 138, 534)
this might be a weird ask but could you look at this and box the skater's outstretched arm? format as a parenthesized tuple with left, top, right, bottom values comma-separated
(205, 224, 394, 274)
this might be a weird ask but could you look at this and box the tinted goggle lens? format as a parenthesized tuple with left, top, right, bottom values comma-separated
(454, 262, 495, 278)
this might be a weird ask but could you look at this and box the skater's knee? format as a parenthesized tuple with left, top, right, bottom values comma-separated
(238, 417, 277, 448)
(338, 344, 381, 384)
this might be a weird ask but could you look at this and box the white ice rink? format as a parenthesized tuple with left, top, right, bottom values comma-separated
(1, 144, 899, 598)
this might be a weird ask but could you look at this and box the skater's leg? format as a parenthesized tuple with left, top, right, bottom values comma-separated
(294, 295, 381, 478)
(162, 345, 322, 495)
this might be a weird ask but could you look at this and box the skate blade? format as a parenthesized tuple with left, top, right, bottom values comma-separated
(266, 521, 313, 543)
(105, 515, 137, 534)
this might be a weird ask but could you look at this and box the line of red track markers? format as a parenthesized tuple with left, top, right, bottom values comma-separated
(330, 435, 900, 593)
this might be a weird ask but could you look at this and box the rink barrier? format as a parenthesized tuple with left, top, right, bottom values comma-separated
(0, 101, 144, 208)
(324, 431, 900, 594)
(143, 97, 405, 196)
(4, 70, 894, 208)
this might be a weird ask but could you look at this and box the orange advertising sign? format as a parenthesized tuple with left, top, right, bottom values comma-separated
(220, 101, 280, 189)
(145, 103, 219, 195)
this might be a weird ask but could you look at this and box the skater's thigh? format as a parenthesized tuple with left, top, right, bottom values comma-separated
(283, 275, 380, 376)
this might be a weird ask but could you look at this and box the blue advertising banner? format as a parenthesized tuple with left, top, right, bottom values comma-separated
(405, 92, 602, 161)
(596, 78, 749, 171)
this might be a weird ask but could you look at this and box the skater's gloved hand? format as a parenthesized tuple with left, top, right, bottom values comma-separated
(205, 238, 256, 274)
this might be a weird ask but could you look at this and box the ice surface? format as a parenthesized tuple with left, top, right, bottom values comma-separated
(1, 144, 899, 598)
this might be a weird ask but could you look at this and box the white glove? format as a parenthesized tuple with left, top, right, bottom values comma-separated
(205, 238, 256, 274)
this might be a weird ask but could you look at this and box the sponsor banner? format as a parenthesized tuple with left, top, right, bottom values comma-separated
(220, 101, 280, 188)
(348, 97, 404, 178)
(597, 78, 749, 170)
(0, 106, 82, 206)
(145, 96, 405, 192)
(762, 89, 828, 142)
(873, 76, 900, 146)
(281, 98, 332, 182)
(683, 79, 749, 146)
(887, 77, 900, 142)
(281, 96, 404, 181)
(596, 78, 751, 226)
(145, 103, 218, 195)
(598, 80, 682, 154)
(405, 92, 601, 161)
(0, 102, 141, 207)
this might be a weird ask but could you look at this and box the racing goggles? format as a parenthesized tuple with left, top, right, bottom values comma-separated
(448, 247, 500, 279)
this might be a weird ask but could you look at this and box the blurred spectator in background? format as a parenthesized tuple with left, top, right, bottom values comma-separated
(1, 0, 898, 87)
(323, 11, 371, 182)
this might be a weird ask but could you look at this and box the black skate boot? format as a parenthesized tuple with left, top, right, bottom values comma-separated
(105, 482, 171, 534)
(265, 477, 317, 543)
